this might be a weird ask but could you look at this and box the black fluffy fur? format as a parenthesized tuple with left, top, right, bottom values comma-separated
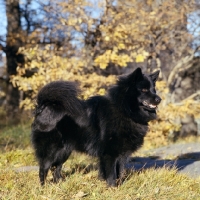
(31, 67, 161, 186)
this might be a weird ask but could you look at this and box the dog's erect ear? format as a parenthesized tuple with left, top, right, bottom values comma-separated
(150, 70, 160, 82)
(129, 67, 143, 82)
(32, 106, 65, 132)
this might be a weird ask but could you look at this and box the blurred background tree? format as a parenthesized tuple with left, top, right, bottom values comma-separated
(0, 0, 200, 144)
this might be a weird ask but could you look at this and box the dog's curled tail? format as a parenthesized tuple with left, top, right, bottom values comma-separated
(32, 81, 86, 132)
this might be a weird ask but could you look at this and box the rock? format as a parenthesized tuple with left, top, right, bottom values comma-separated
(180, 77, 192, 89)
(181, 115, 194, 124)
(179, 123, 197, 137)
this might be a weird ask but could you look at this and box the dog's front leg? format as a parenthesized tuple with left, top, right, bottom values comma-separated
(39, 165, 50, 185)
(99, 155, 118, 187)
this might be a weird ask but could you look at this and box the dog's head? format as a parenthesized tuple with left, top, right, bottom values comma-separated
(115, 67, 161, 123)
(134, 68, 161, 120)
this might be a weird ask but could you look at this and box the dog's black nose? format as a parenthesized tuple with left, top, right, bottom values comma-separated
(155, 97, 161, 103)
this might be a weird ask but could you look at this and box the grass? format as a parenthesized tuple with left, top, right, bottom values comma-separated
(0, 123, 31, 152)
(1, 166, 200, 199)
(0, 123, 200, 199)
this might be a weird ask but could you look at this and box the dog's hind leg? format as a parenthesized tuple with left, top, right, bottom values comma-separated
(51, 164, 63, 183)
(98, 160, 106, 180)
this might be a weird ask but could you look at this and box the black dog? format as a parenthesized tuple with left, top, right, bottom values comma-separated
(31, 67, 161, 186)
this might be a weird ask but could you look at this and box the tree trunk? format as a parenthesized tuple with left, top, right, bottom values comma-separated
(5, 0, 24, 123)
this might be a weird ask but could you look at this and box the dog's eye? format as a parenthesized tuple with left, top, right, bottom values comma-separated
(142, 89, 148, 92)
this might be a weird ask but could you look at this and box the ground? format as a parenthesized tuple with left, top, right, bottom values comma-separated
(15, 142, 200, 179)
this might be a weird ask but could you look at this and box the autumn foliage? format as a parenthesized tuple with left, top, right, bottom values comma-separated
(9, 0, 200, 143)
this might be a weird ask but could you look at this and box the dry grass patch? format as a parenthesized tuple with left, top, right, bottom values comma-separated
(0, 166, 200, 200)
(1, 123, 200, 199)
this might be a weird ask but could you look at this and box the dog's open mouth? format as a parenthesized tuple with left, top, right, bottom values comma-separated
(142, 101, 157, 110)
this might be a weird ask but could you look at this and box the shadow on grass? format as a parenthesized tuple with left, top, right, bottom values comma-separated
(62, 152, 200, 185)
(127, 152, 200, 177)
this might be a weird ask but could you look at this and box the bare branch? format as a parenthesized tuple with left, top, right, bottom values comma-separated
(167, 54, 194, 86)
(174, 90, 200, 106)
(183, 90, 200, 101)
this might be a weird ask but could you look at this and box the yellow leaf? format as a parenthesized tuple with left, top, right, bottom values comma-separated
(118, 43, 125, 49)
(136, 54, 145, 63)
(98, 88, 106, 96)
(99, 63, 107, 69)
(105, 36, 110, 41)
